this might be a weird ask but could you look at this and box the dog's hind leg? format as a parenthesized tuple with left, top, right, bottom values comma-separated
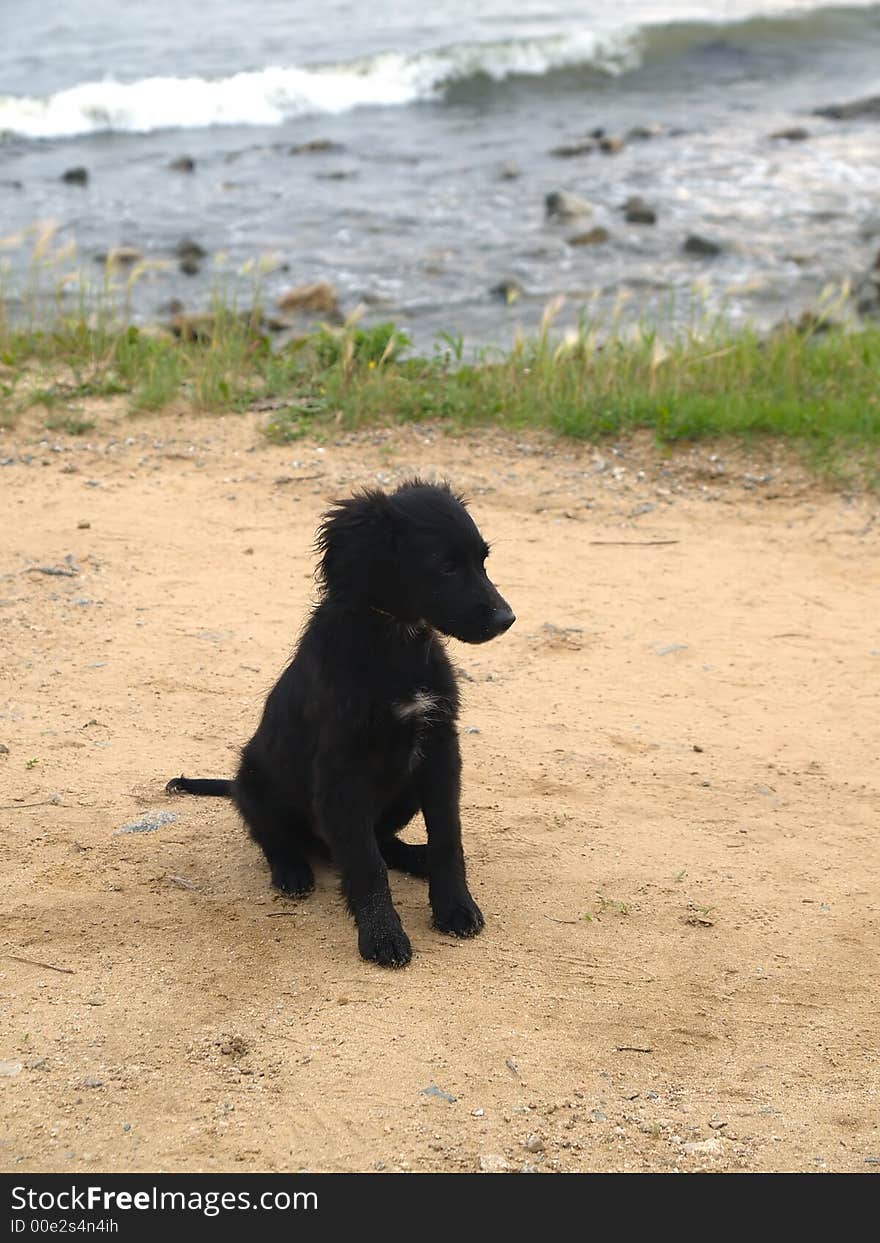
(379, 837, 429, 879)
(234, 781, 315, 898)
(375, 786, 429, 878)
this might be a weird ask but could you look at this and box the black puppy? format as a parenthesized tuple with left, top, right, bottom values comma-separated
(166, 480, 514, 967)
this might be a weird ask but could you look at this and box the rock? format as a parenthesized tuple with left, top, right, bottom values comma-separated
(545, 190, 593, 221)
(683, 1137, 724, 1157)
(2, 179, 24, 190)
(523, 1134, 545, 1153)
(599, 136, 623, 154)
(626, 124, 662, 141)
(276, 281, 339, 317)
(491, 278, 523, 303)
(61, 167, 89, 186)
(0, 743, 9, 754)
(854, 256, 880, 317)
(479, 1154, 512, 1173)
(814, 95, 880, 121)
(169, 310, 264, 343)
(289, 139, 343, 154)
(0, 1060, 23, 1077)
(498, 161, 520, 180)
(96, 246, 144, 270)
(420, 1084, 456, 1103)
(622, 196, 656, 224)
(769, 126, 809, 141)
(179, 258, 200, 277)
(114, 810, 177, 836)
(550, 140, 596, 158)
(684, 233, 722, 257)
(174, 237, 206, 262)
(568, 226, 611, 246)
(168, 155, 196, 172)
(159, 298, 185, 316)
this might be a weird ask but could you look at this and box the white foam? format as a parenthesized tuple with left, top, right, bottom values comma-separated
(0, 30, 639, 140)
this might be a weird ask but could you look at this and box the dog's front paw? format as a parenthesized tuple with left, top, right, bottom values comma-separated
(358, 918, 413, 969)
(432, 892, 485, 938)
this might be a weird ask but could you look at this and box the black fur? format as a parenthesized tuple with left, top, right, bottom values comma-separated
(166, 479, 514, 968)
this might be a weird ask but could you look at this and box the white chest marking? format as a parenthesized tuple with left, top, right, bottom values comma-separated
(394, 690, 441, 722)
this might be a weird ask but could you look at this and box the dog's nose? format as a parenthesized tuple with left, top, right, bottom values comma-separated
(492, 605, 515, 634)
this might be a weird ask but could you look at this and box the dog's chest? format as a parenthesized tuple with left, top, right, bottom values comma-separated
(391, 689, 450, 768)
(392, 690, 443, 724)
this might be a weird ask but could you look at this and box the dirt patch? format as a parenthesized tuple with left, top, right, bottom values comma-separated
(1, 409, 878, 1173)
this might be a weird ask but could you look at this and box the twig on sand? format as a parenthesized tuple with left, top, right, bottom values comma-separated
(5, 954, 75, 975)
(589, 539, 679, 547)
(615, 1045, 654, 1054)
(0, 799, 62, 809)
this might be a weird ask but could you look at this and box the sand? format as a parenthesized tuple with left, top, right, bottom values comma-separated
(1, 407, 878, 1173)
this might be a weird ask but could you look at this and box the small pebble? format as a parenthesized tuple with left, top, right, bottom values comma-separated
(479, 1153, 512, 1173)
(114, 810, 176, 835)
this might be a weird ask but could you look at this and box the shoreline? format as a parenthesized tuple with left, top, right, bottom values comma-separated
(1, 289, 879, 491)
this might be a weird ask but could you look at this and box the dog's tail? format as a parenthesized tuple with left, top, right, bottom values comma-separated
(165, 776, 233, 798)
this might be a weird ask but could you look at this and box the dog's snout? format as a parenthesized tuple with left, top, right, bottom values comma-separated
(492, 604, 515, 635)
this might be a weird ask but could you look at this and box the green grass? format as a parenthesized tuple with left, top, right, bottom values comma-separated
(1, 249, 879, 480)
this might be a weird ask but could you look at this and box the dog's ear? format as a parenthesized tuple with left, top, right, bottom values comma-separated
(315, 489, 397, 600)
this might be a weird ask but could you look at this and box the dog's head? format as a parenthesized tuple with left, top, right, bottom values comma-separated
(316, 480, 515, 644)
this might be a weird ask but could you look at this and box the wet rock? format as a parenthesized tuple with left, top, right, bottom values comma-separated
(96, 246, 144, 270)
(498, 161, 521, 180)
(2, 179, 24, 190)
(626, 124, 662, 141)
(276, 281, 339, 317)
(684, 233, 722, 257)
(545, 190, 593, 221)
(814, 95, 880, 120)
(289, 139, 344, 154)
(174, 237, 206, 262)
(158, 298, 185, 316)
(769, 126, 809, 141)
(854, 251, 880, 317)
(169, 310, 264, 343)
(490, 278, 523, 303)
(568, 226, 611, 246)
(168, 155, 196, 172)
(179, 257, 201, 277)
(550, 139, 596, 158)
(599, 136, 623, 154)
(61, 167, 89, 186)
(622, 196, 656, 224)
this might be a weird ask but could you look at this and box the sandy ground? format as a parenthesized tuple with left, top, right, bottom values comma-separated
(0, 406, 878, 1175)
